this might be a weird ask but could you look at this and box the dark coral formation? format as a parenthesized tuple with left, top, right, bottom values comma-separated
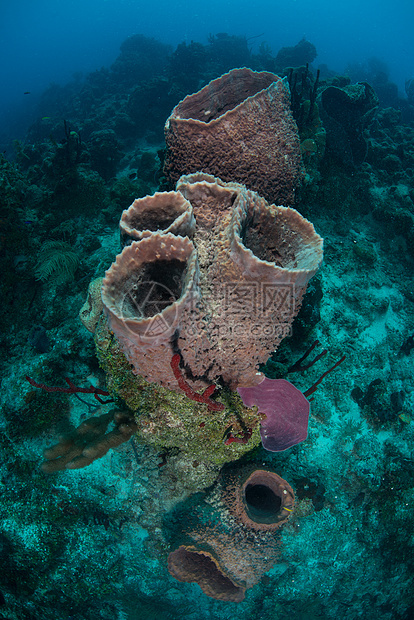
(41, 409, 137, 472)
(319, 81, 379, 167)
(275, 38, 317, 71)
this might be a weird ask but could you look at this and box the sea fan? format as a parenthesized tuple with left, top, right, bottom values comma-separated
(34, 240, 79, 284)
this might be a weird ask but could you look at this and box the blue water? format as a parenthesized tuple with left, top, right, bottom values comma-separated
(1, 0, 413, 138)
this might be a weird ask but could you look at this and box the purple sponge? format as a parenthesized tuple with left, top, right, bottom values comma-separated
(237, 377, 310, 452)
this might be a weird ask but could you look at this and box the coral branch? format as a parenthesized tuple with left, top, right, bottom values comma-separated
(288, 340, 328, 373)
(303, 355, 346, 399)
(170, 354, 224, 411)
(25, 375, 113, 404)
(224, 427, 252, 445)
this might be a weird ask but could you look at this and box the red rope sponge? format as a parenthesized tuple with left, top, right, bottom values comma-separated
(25, 376, 112, 404)
(170, 354, 224, 411)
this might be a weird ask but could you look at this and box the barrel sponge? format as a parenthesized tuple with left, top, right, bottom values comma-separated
(167, 468, 295, 602)
(101, 232, 199, 389)
(168, 547, 246, 603)
(175, 174, 323, 388)
(164, 67, 302, 205)
(119, 190, 195, 245)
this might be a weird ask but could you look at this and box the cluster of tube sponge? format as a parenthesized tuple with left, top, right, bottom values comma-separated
(101, 173, 323, 394)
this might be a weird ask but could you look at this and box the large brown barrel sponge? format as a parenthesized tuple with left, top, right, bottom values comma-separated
(168, 546, 246, 603)
(164, 67, 302, 205)
(167, 468, 295, 602)
(233, 469, 295, 530)
(175, 174, 323, 388)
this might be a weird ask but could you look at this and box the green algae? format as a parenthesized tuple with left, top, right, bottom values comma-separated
(94, 318, 262, 468)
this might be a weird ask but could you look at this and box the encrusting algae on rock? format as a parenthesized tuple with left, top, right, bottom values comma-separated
(93, 315, 263, 489)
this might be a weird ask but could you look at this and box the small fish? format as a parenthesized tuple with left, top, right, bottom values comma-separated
(42, 116, 51, 120)
(128, 172, 137, 180)
(24, 91, 31, 95)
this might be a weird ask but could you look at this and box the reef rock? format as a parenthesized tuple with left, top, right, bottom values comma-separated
(319, 82, 379, 166)
(163, 67, 302, 205)
(166, 467, 295, 602)
(79, 277, 104, 333)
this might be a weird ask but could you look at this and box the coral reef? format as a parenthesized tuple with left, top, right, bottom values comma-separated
(2, 29, 414, 620)
(28, 324, 50, 353)
(110, 34, 172, 88)
(274, 38, 317, 71)
(34, 240, 79, 284)
(206, 33, 251, 74)
(166, 467, 295, 601)
(287, 66, 326, 168)
(319, 81, 379, 166)
(88, 129, 123, 181)
(345, 57, 399, 108)
(163, 68, 303, 205)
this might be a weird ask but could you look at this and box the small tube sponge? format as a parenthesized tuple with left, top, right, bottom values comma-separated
(119, 190, 195, 245)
